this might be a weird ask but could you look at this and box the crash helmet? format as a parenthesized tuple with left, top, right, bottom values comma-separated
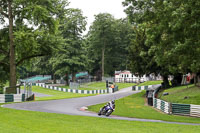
(111, 100, 115, 104)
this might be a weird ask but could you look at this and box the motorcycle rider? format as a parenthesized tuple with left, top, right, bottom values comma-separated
(102, 100, 115, 111)
(98, 100, 115, 116)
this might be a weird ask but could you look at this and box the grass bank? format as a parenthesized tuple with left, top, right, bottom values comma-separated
(159, 84, 200, 105)
(0, 107, 199, 133)
(88, 91, 200, 124)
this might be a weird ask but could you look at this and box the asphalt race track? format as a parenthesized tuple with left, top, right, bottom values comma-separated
(3, 87, 200, 126)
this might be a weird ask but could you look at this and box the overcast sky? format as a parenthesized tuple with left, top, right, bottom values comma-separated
(68, 0, 127, 31)
(0, 0, 127, 31)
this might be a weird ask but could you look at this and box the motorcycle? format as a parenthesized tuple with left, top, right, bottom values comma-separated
(98, 104, 115, 117)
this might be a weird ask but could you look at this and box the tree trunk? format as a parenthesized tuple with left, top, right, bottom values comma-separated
(193, 73, 197, 85)
(171, 73, 182, 87)
(7, 0, 17, 94)
(53, 74, 56, 84)
(101, 45, 105, 80)
(162, 75, 170, 89)
(65, 73, 69, 86)
(72, 72, 76, 82)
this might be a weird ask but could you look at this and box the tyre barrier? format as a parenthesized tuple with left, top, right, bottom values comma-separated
(132, 85, 154, 91)
(35, 83, 118, 94)
(0, 94, 25, 103)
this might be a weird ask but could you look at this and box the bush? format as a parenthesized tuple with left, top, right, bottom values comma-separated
(0, 86, 3, 94)
(0, 82, 5, 94)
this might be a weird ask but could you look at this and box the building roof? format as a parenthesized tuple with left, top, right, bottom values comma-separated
(115, 70, 131, 75)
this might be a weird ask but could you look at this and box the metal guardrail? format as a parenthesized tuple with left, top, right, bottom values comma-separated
(154, 98, 170, 114)
(172, 103, 190, 116)
(190, 104, 200, 117)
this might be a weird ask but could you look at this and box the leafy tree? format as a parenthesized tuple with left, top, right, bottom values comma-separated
(50, 8, 87, 83)
(123, 0, 200, 87)
(0, 0, 68, 93)
(0, 28, 9, 86)
(87, 13, 115, 79)
(87, 14, 133, 78)
(106, 18, 134, 75)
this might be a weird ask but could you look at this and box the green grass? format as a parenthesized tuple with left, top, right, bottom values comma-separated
(0, 107, 199, 133)
(88, 91, 200, 124)
(138, 80, 163, 86)
(28, 86, 94, 101)
(115, 83, 136, 90)
(79, 82, 107, 90)
(60, 82, 136, 90)
(57, 85, 69, 89)
(60, 82, 107, 90)
(159, 84, 200, 105)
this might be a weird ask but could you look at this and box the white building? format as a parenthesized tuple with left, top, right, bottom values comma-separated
(114, 70, 147, 83)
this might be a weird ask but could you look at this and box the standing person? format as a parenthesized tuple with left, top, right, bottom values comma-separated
(111, 84, 115, 93)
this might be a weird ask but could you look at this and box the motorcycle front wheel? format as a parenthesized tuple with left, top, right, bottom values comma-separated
(98, 108, 102, 116)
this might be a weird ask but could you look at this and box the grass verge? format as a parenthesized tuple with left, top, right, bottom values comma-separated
(79, 82, 107, 90)
(60, 82, 136, 90)
(115, 83, 136, 90)
(60, 82, 106, 90)
(159, 84, 200, 105)
(29, 86, 94, 101)
(88, 91, 200, 124)
(0, 107, 199, 133)
(137, 80, 163, 86)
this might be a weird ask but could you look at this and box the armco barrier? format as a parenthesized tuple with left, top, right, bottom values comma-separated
(0, 94, 25, 103)
(132, 84, 200, 118)
(190, 104, 200, 117)
(35, 83, 117, 94)
(172, 103, 190, 116)
(151, 86, 200, 118)
(154, 98, 170, 114)
(153, 98, 200, 117)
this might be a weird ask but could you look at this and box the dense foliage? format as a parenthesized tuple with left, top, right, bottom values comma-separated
(86, 13, 133, 78)
(1, 0, 199, 91)
(123, 0, 200, 86)
(0, 0, 69, 92)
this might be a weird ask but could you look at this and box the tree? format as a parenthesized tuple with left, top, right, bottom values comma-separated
(0, 28, 9, 86)
(0, 0, 69, 93)
(87, 14, 133, 78)
(123, 0, 200, 87)
(50, 8, 87, 83)
(87, 13, 115, 79)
